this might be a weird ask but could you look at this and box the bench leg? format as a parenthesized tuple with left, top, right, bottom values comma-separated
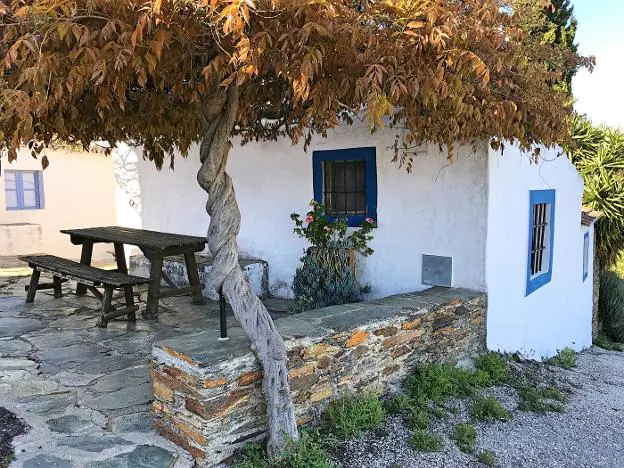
(184, 251, 205, 305)
(124, 286, 136, 322)
(25, 270, 41, 303)
(53, 276, 63, 299)
(97, 285, 114, 328)
(145, 254, 163, 320)
(76, 240, 94, 296)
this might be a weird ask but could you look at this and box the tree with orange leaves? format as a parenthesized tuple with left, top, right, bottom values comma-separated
(1, 0, 591, 455)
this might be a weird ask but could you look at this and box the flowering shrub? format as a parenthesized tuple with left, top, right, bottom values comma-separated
(290, 200, 375, 311)
(290, 200, 375, 256)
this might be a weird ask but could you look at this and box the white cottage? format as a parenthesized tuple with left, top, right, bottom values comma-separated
(129, 122, 596, 359)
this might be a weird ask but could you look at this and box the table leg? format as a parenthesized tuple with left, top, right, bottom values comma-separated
(184, 251, 205, 304)
(145, 253, 163, 319)
(124, 286, 136, 322)
(76, 240, 93, 295)
(114, 243, 128, 273)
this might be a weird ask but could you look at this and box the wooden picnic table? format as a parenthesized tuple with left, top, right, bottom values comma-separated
(61, 226, 207, 318)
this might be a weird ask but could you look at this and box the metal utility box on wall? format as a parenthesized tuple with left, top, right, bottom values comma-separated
(422, 254, 452, 287)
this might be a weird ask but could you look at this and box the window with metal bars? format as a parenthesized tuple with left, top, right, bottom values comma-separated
(313, 147, 377, 227)
(530, 202, 549, 276)
(526, 190, 555, 296)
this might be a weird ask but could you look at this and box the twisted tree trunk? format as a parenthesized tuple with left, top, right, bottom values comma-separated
(196, 85, 299, 456)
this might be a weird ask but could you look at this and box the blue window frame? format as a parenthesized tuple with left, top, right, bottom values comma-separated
(583, 232, 590, 282)
(313, 147, 377, 227)
(4, 170, 44, 210)
(526, 189, 555, 296)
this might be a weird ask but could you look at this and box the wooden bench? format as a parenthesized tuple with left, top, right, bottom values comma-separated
(19, 254, 150, 328)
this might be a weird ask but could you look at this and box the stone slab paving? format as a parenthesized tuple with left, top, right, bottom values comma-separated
(0, 275, 292, 467)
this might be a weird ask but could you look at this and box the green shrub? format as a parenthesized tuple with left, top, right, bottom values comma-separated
(477, 450, 496, 467)
(452, 422, 477, 453)
(599, 271, 624, 342)
(235, 431, 335, 468)
(410, 429, 443, 452)
(470, 396, 510, 422)
(546, 348, 577, 369)
(593, 330, 623, 351)
(475, 353, 510, 384)
(326, 393, 385, 438)
(516, 385, 566, 413)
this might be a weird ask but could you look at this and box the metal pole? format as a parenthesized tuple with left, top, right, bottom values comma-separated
(219, 288, 228, 340)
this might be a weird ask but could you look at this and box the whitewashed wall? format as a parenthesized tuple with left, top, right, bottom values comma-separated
(137, 124, 489, 298)
(486, 144, 593, 358)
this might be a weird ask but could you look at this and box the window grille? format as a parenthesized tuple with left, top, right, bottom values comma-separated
(530, 202, 549, 276)
(323, 160, 367, 216)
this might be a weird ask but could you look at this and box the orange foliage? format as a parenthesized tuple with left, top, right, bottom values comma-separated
(0, 0, 591, 168)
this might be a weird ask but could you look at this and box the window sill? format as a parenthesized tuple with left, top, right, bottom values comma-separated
(526, 271, 552, 296)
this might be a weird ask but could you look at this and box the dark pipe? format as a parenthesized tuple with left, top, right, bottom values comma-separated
(219, 288, 227, 339)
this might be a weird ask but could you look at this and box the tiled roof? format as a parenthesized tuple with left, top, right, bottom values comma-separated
(581, 207, 601, 226)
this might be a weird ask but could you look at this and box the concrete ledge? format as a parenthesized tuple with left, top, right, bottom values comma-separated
(129, 253, 269, 300)
(151, 287, 486, 466)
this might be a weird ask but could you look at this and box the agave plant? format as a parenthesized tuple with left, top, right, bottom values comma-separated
(566, 115, 624, 269)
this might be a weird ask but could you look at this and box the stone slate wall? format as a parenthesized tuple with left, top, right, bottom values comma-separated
(151, 289, 486, 466)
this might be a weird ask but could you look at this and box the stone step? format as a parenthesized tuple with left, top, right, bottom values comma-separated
(129, 254, 269, 301)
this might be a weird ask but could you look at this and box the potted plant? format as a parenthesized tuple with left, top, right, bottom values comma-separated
(290, 200, 375, 311)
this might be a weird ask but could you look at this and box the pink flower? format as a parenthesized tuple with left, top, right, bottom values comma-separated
(305, 215, 314, 224)
(324, 226, 332, 232)
(365, 217, 375, 224)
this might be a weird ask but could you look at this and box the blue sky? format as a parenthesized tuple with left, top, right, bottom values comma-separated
(572, 0, 624, 130)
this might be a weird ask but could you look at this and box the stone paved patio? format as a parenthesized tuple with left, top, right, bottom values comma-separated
(0, 275, 290, 467)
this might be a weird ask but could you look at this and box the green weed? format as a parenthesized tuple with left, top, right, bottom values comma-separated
(475, 353, 510, 384)
(384, 393, 412, 415)
(410, 429, 443, 452)
(546, 348, 577, 369)
(477, 450, 496, 466)
(516, 385, 566, 413)
(593, 331, 623, 351)
(406, 407, 430, 430)
(470, 396, 510, 422)
(452, 422, 477, 453)
(326, 393, 385, 438)
(235, 431, 335, 468)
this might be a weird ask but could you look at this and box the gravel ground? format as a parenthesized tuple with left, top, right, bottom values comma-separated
(0, 408, 28, 467)
(334, 347, 624, 468)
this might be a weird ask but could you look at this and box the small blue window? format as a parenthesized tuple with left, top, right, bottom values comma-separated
(526, 189, 555, 296)
(583, 232, 590, 282)
(4, 170, 44, 210)
(313, 147, 377, 227)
